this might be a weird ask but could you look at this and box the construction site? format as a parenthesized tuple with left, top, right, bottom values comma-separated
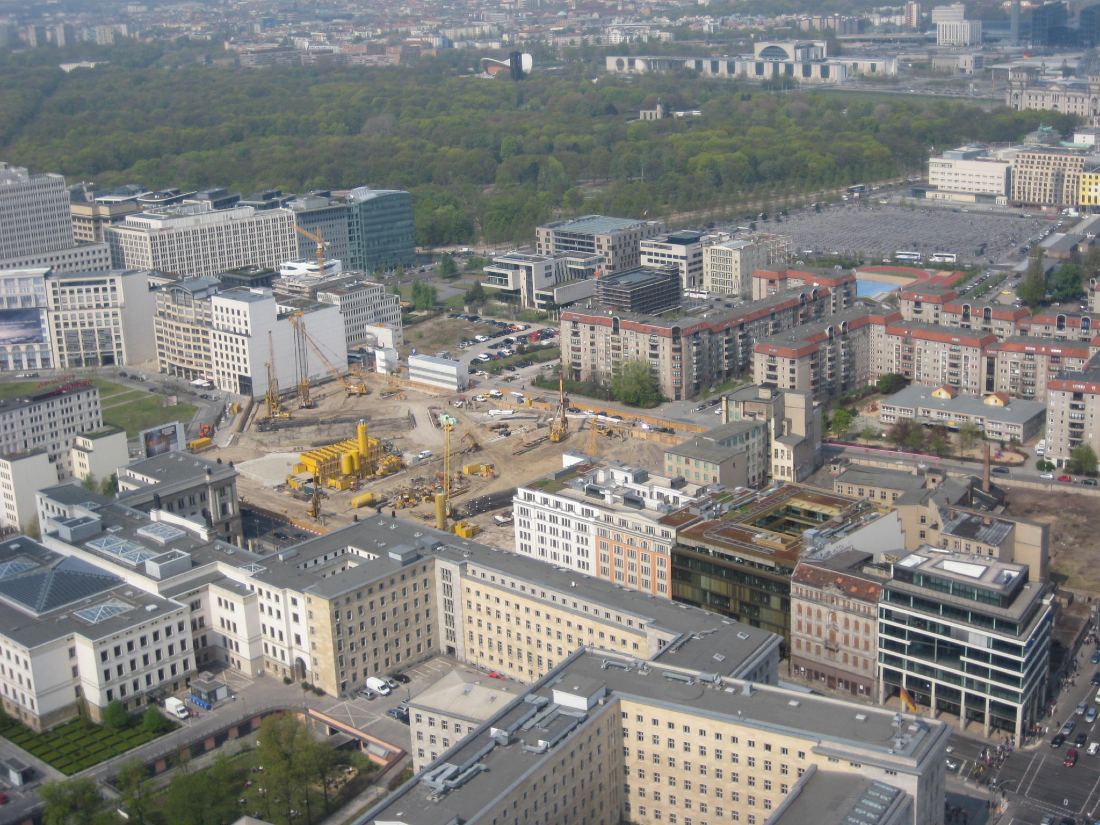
(209, 352, 699, 545)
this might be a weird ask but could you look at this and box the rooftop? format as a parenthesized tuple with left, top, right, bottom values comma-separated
(880, 384, 1047, 426)
(772, 771, 906, 825)
(541, 214, 656, 235)
(362, 648, 947, 825)
(835, 466, 926, 493)
(0, 380, 96, 418)
(409, 669, 525, 724)
(665, 420, 765, 463)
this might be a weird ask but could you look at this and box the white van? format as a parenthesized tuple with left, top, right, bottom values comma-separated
(365, 676, 392, 696)
(165, 697, 190, 720)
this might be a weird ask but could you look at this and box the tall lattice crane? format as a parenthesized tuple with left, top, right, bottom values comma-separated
(289, 313, 313, 409)
(264, 331, 285, 420)
(549, 372, 569, 443)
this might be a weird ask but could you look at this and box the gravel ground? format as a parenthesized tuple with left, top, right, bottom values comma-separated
(753, 202, 1054, 265)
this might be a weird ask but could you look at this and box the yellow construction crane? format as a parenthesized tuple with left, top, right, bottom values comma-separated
(435, 420, 454, 531)
(289, 312, 314, 409)
(298, 324, 369, 397)
(264, 331, 287, 420)
(294, 225, 327, 272)
(549, 373, 569, 443)
(306, 471, 322, 521)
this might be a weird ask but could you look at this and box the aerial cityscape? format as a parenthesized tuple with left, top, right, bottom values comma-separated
(5, 0, 1100, 824)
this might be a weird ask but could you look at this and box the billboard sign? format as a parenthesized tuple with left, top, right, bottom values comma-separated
(139, 422, 186, 458)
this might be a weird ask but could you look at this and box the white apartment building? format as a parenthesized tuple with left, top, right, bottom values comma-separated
(639, 230, 706, 291)
(0, 163, 73, 259)
(937, 18, 981, 45)
(408, 354, 467, 392)
(0, 452, 57, 534)
(481, 251, 601, 312)
(703, 234, 791, 296)
(0, 267, 52, 371)
(927, 147, 1011, 200)
(0, 381, 102, 480)
(513, 459, 709, 597)
(107, 203, 298, 278)
(45, 269, 160, 368)
(316, 279, 404, 348)
(209, 287, 347, 397)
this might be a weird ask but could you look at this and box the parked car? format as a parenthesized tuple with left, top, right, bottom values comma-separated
(1052, 732, 1067, 748)
(1065, 747, 1079, 767)
(1087, 706, 1096, 723)
(384, 677, 399, 691)
(991, 467, 1010, 476)
(1062, 719, 1077, 735)
(1059, 474, 1073, 483)
(389, 673, 411, 685)
(1076, 732, 1088, 748)
(1083, 478, 1099, 487)
(1089, 742, 1100, 756)
(1077, 702, 1088, 716)
(1040, 472, 1055, 480)
(357, 687, 377, 700)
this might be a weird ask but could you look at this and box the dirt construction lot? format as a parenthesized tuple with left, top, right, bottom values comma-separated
(1005, 489, 1100, 591)
(212, 372, 667, 540)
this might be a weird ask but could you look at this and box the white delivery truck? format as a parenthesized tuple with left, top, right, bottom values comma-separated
(165, 697, 189, 720)
(365, 676, 392, 696)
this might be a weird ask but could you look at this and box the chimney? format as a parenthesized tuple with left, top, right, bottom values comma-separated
(982, 442, 991, 493)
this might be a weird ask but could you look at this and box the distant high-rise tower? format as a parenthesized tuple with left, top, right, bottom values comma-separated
(1011, 0, 1021, 44)
(904, 0, 922, 29)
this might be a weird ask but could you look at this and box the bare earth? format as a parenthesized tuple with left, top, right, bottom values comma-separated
(1005, 489, 1100, 590)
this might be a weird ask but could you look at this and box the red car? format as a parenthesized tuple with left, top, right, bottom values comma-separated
(1059, 475, 1073, 483)
(487, 671, 505, 680)
(0, 793, 9, 805)
(1066, 747, 1080, 767)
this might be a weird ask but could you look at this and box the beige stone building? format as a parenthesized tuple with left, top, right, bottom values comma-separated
(364, 648, 949, 825)
(153, 276, 219, 381)
(897, 281, 960, 325)
(1006, 69, 1100, 123)
(790, 550, 887, 699)
(562, 286, 837, 401)
(408, 669, 523, 771)
(722, 385, 822, 482)
(750, 267, 856, 311)
(664, 420, 770, 488)
(1010, 148, 1088, 207)
(940, 301, 1028, 338)
(1019, 309, 1100, 341)
(703, 234, 791, 296)
(536, 214, 665, 274)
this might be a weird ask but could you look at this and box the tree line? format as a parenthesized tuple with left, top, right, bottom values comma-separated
(0, 42, 1077, 246)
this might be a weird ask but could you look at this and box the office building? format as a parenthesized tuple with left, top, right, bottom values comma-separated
(288, 192, 354, 266)
(0, 381, 102, 484)
(1029, 0, 1070, 45)
(905, 0, 923, 28)
(153, 276, 220, 381)
(0, 163, 73, 259)
(1045, 352, 1100, 467)
(594, 264, 682, 314)
(878, 384, 1047, 443)
(69, 428, 128, 488)
(408, 354, 468, 392)
(664, 420, 770, 489)
(364, 646, 948, 825)
(408, 669, 524, 772)
(936, 17, 982, 46)
(316, 278, 404, 348)
(790, 550, 887, 698)
(0, 242, 112, 276)
(674, 485, 876, 646)
(68, 185, 143, 243)
(703, 234, 791, 297)
(639, 230, 706, 291)
(116, 452, 242, 543)
(752, 307, 891, 402)
(209, 287, 346, 397)
(878, 549, 1052, 742)
(833, 467, 928, 505)
(107, 203, 298, 278)
(481, 251, 601, 313)
(0, 267, 52, 372)
(344, 187, 415, 273)
(514, 459, 712, 596)
(1010, 148, 1088, 207)
(926, 147, 1011, 202)
(988, 337, 1092, 400)
(0, 534, 192, 730)
(45, 269, 159, 368)
(536, 215, 665, 274)
(562, 286, 837, 401)
(722, 384, 823, 482)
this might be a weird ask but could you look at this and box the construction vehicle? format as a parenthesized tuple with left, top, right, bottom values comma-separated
(198, 423, 213, 438)
(187, 437, 213, 452)
(549, 373, 568, 443)
(375, 454, 403, 478)
(294, 225, 327, 272)
(434, 419, 480, 538)
(299, 324, 369, 397)
(462, 463, 496, 477)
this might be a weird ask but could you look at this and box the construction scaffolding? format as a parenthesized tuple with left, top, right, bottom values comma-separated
(288, 421, 402, 492)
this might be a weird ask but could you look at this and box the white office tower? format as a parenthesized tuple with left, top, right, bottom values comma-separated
(0, 163, 74, 258)
(107, 203, 297, 278)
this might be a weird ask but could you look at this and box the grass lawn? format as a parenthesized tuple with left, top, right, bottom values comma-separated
(0, 377, 197, 435)
(0, 715, 175, 775)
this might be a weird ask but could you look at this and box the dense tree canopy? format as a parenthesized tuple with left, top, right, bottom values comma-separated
(0, 43, 1076, 246)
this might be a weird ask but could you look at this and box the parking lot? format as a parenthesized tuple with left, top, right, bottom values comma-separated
(755, 202, 1054, 265)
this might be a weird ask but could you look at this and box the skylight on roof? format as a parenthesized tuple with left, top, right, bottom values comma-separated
(940, 559, 988, 578)
(136, 522, 186, 545)
(85, 536, 158, 566)
(0, 558, 38, 581)
(74, 599, 133, 624)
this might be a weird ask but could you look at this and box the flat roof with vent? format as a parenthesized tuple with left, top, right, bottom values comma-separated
(361, 648, 948, 825)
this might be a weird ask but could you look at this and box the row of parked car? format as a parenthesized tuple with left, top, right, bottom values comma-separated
(356, 672, 410, 700)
